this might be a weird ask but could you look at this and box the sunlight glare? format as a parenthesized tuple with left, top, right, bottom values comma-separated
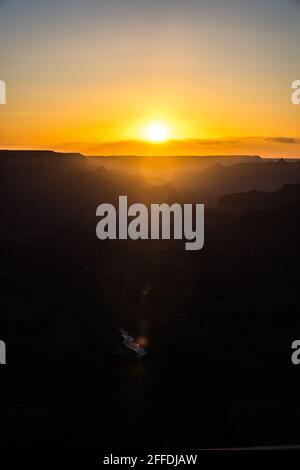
(143, 122, 170, 143)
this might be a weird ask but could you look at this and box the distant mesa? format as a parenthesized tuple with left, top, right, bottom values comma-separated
(217, 184, 300, 212)
(0, 149, 85, 160)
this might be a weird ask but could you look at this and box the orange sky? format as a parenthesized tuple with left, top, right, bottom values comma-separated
(0, 0, 300, 157)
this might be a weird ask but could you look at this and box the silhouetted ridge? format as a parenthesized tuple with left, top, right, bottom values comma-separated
(218, 184, 300, 211)
(0, 150, 85, 159)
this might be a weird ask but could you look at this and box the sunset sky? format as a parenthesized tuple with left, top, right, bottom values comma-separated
(0, 0, 300, 156)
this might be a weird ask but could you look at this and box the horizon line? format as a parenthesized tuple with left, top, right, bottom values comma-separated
(0, 148, 300, 160)
(1, 149, 300, 159)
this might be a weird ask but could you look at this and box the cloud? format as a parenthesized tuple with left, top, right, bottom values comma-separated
(264, 137, 299, 144)
(53, 136, 300, 157)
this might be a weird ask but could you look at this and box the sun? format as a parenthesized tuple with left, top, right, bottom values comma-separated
(143, 122, 169, 143)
